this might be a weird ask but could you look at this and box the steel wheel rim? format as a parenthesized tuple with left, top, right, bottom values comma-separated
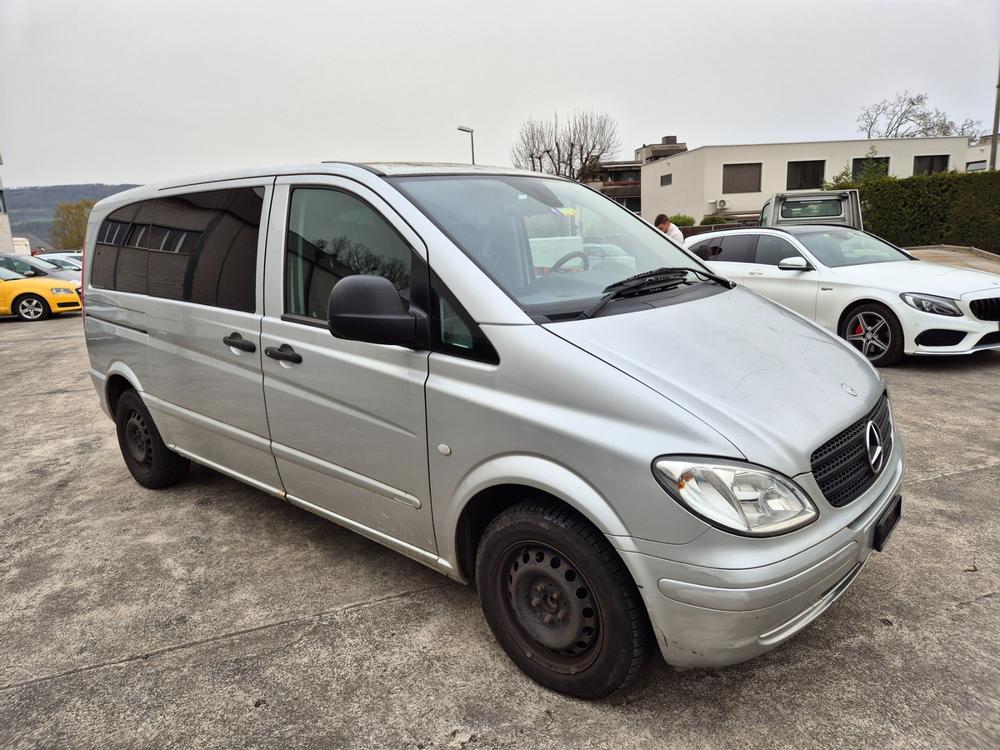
(846, 312, 891, 361)
(500, 541, 602, 674)
(19, 297, 44, 320)
(124, 409, 153, 469)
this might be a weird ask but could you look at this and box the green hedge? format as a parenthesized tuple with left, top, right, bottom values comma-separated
(669, 213, 696, 226)
(701, 214, 728, 225)
(844, 170, 1000, 255)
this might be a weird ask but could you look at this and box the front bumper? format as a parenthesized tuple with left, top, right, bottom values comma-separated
(52, 293, 82, 311)
(903, 300, 1000, 356)
(618, 447, 904, 669)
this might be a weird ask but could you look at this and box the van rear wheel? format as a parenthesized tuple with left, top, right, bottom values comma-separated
(114, 389, 189, 488)
(476, 501, 651, 699)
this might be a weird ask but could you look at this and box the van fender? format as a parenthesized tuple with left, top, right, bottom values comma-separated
(102, 361, 174, 445)
(440, 454, 630, 567)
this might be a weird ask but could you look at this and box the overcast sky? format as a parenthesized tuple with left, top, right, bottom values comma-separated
(1, 0, 998, 186)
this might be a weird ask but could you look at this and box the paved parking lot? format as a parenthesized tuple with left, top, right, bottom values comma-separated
(2, 314, 998, 749)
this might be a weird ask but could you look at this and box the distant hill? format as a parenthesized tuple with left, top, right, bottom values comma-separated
(5, 183, 138, 244)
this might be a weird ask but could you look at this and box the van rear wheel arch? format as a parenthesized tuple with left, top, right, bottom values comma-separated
(106, 373, 136, 415)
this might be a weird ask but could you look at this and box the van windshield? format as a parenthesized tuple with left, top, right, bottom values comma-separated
(392, 174, 710, 317)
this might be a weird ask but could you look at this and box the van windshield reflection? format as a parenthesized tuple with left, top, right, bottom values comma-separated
(392, 174, 711, 316)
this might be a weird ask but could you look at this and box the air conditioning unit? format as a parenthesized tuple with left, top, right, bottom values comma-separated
(714, 198, 728, 209)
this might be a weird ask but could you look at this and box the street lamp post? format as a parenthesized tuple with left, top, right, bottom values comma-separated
(457, 125, 475, 165)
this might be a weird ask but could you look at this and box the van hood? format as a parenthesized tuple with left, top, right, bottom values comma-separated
(830, 260, 1000, 298)
(544, 286, 882, 477)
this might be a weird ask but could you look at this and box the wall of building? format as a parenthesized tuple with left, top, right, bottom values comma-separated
(642, 136, 973, 223)
(640, 148, 705, 222)
(0, 214, 13, 254)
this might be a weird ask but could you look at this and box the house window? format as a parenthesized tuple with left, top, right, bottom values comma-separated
(0, 189, 6, 214)
(786, 160, 825, 190)
(966, 160, 987, 172)
(913, 155, 949, 175)
(851, 157, 890, 180)
(660, 174, 672, 187)
(722, 163, 762, 194)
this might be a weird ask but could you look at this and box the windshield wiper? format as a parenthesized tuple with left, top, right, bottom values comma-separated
(656, 266, 735, 289)
(579, 266, 735, 320)
(580, 270, 690, 319)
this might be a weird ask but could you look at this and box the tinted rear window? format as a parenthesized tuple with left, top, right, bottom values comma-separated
(91, 187, 263, 312)
(689, 234, 756, 262)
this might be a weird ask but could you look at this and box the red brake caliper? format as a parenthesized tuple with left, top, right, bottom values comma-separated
(855, 323, 864, 335)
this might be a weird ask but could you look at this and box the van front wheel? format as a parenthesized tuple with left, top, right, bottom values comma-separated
(114, 389, 189, 488)
(476, 501, 651, 699)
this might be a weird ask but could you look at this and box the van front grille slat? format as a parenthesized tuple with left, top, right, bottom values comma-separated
(810, 393, 893, 507)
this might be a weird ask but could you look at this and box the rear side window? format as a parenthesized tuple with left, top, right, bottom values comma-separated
(689, 235, 756, 262)
(91, 203, 139, 290)
(90, 188, 263, 312)
(284, 187, 413, 320)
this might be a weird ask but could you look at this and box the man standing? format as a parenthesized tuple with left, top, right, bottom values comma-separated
(654, 214, 685, 245)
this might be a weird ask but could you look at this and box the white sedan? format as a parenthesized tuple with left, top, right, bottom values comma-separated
(686, 226, 1000, 365)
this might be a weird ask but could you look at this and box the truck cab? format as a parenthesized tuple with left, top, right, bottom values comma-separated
(760, 189, 862, 229)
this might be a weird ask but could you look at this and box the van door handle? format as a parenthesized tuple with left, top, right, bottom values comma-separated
(264, 344, 302, 364)
(223, 332, 256, 353)
(747, 270, 764, 276)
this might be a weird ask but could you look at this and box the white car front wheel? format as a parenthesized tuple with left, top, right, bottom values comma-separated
(841, 303, 904, 366)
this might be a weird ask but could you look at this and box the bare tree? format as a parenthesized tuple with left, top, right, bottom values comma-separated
(857, 91, 982, 138)
(511, 111, 621, 180)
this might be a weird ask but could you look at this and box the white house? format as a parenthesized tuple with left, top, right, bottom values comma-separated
(640, 135, 978, 224)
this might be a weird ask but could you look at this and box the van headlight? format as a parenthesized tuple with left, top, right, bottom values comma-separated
(900, 293, 961, 316)
(653, 457, 817, 536)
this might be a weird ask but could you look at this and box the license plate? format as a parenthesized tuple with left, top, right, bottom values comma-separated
(873, 495, 902, 551)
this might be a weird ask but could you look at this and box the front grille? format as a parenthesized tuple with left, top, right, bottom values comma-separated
(57, 301, 81, 308)
(970, 297, 1000, 321)
(811, 393, 893, 508)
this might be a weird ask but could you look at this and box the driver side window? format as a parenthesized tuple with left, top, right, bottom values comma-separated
(753, 235, 802, 266)
(285, 188, 414, 320)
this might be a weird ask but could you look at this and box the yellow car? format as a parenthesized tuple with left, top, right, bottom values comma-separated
(0, 266, 82, 321)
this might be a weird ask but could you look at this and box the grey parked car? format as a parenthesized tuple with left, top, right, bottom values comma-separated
(0, 253, 82, 283)
(84, 164, 904, 698)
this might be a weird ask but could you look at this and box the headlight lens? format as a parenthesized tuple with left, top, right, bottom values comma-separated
(653, 457, 817, 536)
(50, 287, 74, 295)
(900, 293, 961, 316)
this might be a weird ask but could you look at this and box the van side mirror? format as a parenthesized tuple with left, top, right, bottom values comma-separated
(23, 270, 35, 277)
(777, 256, 812, 271)
(327, 274, 428, 349)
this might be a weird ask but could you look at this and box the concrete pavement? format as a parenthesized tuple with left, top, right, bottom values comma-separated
(1, 315, 998, 749)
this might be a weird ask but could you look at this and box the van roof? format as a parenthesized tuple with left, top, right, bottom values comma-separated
(93, 162, 549, 211)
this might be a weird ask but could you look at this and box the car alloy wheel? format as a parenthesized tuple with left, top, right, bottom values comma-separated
(846, 311, 892, 362)
(18, 296, 46, 320)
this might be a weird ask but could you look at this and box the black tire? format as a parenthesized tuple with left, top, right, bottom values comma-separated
(476, 501, 652, 699)
(840, 302, 905, 366)
(114, 389, 189, 488)
(13, 294, 51, 321)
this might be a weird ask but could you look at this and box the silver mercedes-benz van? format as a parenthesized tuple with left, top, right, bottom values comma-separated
(83, 163, 903, 698)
